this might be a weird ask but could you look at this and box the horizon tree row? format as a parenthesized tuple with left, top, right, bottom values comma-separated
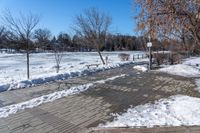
(0, 26, 162, 52)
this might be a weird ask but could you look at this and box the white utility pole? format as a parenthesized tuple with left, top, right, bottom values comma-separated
(147, 36, 152, 70)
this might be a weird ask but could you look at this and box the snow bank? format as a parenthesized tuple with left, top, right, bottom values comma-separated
(0, 74, 125, 118)
(158, 64, 200, 77)
(183, 57, 200, 67)
(133, 65, 148, 72)
(0, 62, 131, 92)
(100, 95, 200, 128)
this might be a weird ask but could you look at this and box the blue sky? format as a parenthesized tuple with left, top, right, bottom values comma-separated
(0, 0, 138, 36)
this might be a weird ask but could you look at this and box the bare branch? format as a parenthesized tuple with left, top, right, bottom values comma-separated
(73, 7, 112, 64)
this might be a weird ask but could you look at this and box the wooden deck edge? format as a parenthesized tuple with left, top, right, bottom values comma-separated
(80, 126, 200, 133)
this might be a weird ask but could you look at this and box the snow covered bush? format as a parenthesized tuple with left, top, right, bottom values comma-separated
(118, 53, 130, 61)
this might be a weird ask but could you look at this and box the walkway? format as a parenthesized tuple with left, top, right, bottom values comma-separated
(0, 64, 199, 133)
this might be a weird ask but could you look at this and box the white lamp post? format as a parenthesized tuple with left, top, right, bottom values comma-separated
(147, 37, 152, 70)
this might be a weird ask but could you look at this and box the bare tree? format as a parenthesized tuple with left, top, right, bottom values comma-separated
(0, 26, 7, 49)
(51, 38, 64, 73)
(2, 10, 39, 79)
(51, 33, 71, 73)
(54, 49, 63, 73)
(57, 33, 71, 51)
(34, 28, 52, 50)
(134, 0, 200, 53)
(73, 8, 112, 64)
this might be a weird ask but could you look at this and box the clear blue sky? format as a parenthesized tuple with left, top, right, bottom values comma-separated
(0, 0, 138, 36)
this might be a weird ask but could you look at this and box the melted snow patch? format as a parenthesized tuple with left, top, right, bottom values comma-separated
(158, 64, 200, 77)
(133, 65, 148, 72)
(100, 95, 200, 128)
(0, 74, 125, 118)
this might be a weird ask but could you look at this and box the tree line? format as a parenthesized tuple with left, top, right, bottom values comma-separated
(0, 26, 152, 52)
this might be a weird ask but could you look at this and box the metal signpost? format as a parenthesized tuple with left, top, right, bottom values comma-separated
(147, 42, 152, 71)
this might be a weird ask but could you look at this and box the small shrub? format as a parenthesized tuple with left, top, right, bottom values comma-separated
(153, 53, 165, 66)
(118, 53, 130, 61)
(168, 53, 183, 65)
(153, 52, 183, 66)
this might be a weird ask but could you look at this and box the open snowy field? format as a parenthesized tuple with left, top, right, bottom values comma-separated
(0, 51, 145, 91)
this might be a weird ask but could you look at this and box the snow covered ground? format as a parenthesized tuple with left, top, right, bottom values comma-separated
(183, 57, 200, 67)
(0, 74, 126, 118)
(100, 95, 200, 128)
(158, 57, 200, 77)
(158, 64, 200, 77)
(0, 51, 145, 92)
(3, 52, 200, 128)
(133, 65, 148, 72)
(100, 56, 200, 128)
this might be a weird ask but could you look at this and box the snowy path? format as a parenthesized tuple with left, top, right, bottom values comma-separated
(0, 74, 125, 118)
(101, 95, 200, 128)
(99, 57, 200, 129)
(0, 64, 198, 133)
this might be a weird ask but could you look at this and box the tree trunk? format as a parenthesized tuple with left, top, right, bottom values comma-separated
(96, 41, 105, 65)
(26, 39, 30, 79)
(56, 65, 59, 73)
(97, 50, 105, 65)
(27, 50, 30, 79)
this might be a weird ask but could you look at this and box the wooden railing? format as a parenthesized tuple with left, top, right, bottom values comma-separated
(132, 54, 148, 61)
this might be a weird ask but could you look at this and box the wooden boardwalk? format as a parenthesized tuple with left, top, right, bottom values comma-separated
(0, 65, 199, 133)
(86, 126, 200, 133)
